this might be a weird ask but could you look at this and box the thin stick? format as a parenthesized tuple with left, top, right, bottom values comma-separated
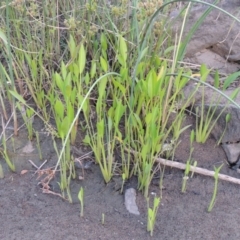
(28, 159, 47, 173)
(28, 160, 39, 169)
(127, 148, 240, 185)
(154, 156, 240, 185)
(35, 160, 48, 173)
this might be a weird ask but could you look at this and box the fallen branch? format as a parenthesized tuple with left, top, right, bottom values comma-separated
(127, 148, 240, 185)
(154, 156, 240, 185)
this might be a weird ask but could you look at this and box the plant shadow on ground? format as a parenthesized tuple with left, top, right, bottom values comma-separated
(1, 110, 240, 240)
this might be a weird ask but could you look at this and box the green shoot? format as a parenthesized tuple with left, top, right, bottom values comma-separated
(101, 213, 105, 225)
(35, 132, 43, 160)
(0, 163, 4, 179)
(1, 117, 15, 172)
(147, 196, 161, 236)
(78, 187, 84, 217)
(217, 113, 231, 145)
(10, 136, 15, 153)
(182, 160, 191, 193)
(120, 173, 126, 194)
(208, 164, 223, 212)
(17, 103, 34, 141)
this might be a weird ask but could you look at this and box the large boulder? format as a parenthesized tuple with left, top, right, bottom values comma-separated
(192, 87, 240, 165)
(170, 0, 240, 165)
(170, 0, 240, 74)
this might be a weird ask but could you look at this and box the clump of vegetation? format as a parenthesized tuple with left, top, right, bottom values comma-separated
(0, 0, 239, 236)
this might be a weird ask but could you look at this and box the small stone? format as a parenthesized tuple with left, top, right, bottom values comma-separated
(124, 188, 140, 215)
(0, 164, 4, 179)
(221, 143, 240, 164)
(22, 141, 34, 153)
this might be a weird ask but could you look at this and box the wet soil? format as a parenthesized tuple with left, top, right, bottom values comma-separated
(1, 114, 240, 240)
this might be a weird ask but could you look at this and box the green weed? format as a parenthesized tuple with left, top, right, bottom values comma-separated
(1, 0, 240, 236)
(147, 195, 161, 237)
(208, 164, 223, 212)
(78, 187, 84, 217)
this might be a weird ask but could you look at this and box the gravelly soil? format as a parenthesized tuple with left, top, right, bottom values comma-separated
(1, 115, 240, 240)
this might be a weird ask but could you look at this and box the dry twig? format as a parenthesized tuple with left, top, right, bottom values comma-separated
(127, 148, 240, 185)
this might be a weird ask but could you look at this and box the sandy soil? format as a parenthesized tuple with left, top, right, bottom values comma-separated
(1, 115, 240, 240)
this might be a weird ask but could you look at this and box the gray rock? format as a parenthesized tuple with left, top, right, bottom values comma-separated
(192, 87, 240, 163)
(222, 143, 240, 164)
(170, 0, 240, 164)
(194, 88, 240, 143)
(124, 188, 140, 215)
(170, 0, 240, 74)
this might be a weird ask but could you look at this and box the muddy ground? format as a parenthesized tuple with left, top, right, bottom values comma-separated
(1, 112, 240, 240)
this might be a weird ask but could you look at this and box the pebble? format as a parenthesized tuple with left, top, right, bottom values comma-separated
(124, 188, 140, 215)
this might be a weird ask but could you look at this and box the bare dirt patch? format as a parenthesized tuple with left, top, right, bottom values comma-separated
(1, 114, 240, 240)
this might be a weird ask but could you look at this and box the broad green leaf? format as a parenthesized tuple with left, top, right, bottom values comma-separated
(147, 71, 153, 98)
(157, 65, 165, 82)
(78, 187, 84, 201)
(190, 130, 195, 145)
(26, 108, 34, 118)
(97, 119, 104, 138)
(179, 69, 192, 89)
(61, 61, 67, 80)
(67, 103, 74, 122)
(98, 76, 107, 98)
(141, 144, 149, 162)
(229, 88, 240, 101)
(54, 72, 63, 92)
(9, 90, 26, 103)
(146, 69, 158, 98)
(153, 197, 160, 208)
(117, 54, 125, 67)
(78, 94, 89, 117)
(174, 68, 183, 89)
(60, 116, 70, 138)
(120, 67, 128, 80)
(139, 47, 149, 62)
(108, 116, 113, 132)
(148, 208, 153, 218)
(214, 70, 219, 88)
(114, 101, 126, 127)
(163, 45, 175, 56)
(79, 44, 86, 75)
(54, 99, 64, 120)
(90, 61, 96, 78)
(133, 113, 143, 130)
(70, 87, 77, 104)
(151, 70, 158, 96)
(101, 49, 107, 60)
(226, 113, 231, 123)
(145, 113, 152, 125)
(200, 64, 210, 82)
(136, 62, 144, 77)
(108, 106, 114, 119)
(119, 35, 127, 64)
(68, 34, 76, 59)
(83, 134, 91, 144)
(100, 56, 108, 72)
(223, 71, 240, 90)
(65, 84, 72, 98)
(85, 72, 90, 85)
(66, 72, 72, 85)
(73, 62, 79, 77)
(30, 58, 37, 79)
(112, 79, 126, 95)
(101, 34, 108, 51)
